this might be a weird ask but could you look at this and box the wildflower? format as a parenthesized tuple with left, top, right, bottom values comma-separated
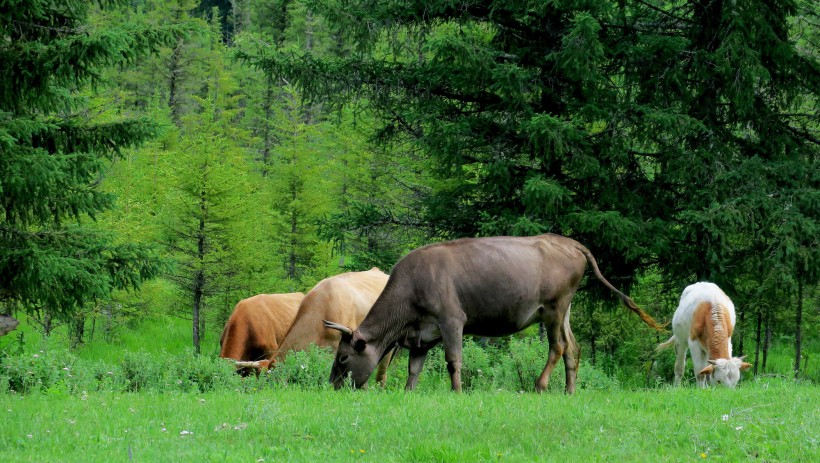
(700, 453, 707, 458)
(26, 434, 33, 439)
(33, 354, 39, 358)
(721, 414, 729, 421)
(180, 430, 193, 436)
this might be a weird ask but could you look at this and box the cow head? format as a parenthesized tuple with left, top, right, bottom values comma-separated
(324, 320, 380, 389)
(698, 357, 752, 388)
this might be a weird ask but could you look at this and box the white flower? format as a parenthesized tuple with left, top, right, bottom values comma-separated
(721, 414, 729, 421)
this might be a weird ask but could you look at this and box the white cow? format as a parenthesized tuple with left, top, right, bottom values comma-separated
(657, 282, 751, 387)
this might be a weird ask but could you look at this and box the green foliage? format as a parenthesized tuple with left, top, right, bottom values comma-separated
(267, 344, 335, 388)
(0, 0, 193, 323)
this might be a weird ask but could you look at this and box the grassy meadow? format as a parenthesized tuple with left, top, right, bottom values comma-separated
(1, 316, 818, 462)
(2, 379, 817, 462)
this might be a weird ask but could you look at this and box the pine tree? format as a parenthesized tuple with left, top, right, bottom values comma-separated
(0, 0, 190, 325)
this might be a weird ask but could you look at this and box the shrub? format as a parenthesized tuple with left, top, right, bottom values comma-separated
(0, 349, 73, 394)
(268, 345, 335, 389)
(121, 351, 166, 392)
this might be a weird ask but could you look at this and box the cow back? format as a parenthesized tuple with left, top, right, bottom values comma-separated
(219, 292, 304, 362)
(277, 268, 389, 357)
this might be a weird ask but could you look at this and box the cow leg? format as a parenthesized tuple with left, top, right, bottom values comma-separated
(438, 320, 465, 393)
(375, 348, 395, 388)
(536, 319, 566, 393)
(561, 306, 580, 394)
(689, 340, 709, 387)
(673, 340, 687, 387)
(405, 348, 430, 391)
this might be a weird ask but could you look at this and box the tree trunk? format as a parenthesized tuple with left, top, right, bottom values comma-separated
(590, 332, 596, 367)
(261, 75, 275, 177)
(288, 209, 298, 280)
(168, 37, 184, 127)
(43, 311, 52, 337)
(70, 315, 84, 349)
(737, 306, 745, 356)
(762, 304, 772, 372)
(193, 187, 208, 355)
(754, 308, 762, 375)
(794, 279, 803, 379)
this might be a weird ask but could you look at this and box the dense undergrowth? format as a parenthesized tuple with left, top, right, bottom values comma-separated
(0, 337, 778, 396)
(1, 315, 813, 396)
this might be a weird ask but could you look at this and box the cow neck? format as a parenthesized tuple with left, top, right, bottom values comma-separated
(707, 302, 732, 360)
(357, 291, 409, 356)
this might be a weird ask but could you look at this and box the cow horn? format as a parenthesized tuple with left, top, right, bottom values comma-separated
(234, 360, 262, 368)
(323, 320, 353, 336)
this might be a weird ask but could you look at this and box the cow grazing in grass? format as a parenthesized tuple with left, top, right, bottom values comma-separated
(657, 282, 751, 388)
(276, 268, 394, 386)
(219, 292, 304, 376)
(324, 234, 665, 394)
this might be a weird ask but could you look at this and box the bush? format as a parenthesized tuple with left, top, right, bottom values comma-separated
(268, 345, 335, 389)
(0, 336, 633, 395)
(0, 349, 74, 394)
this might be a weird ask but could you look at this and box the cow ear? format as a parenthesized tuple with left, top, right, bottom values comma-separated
(352, 332, 367, 352)
(740, 362, 752, 371)
(699, 364, 714, 376)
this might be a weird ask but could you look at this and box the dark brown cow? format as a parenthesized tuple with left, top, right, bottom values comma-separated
(219, 292, 304, 376)
(325, 234, 664, 393)
(275, 268, 394, 386)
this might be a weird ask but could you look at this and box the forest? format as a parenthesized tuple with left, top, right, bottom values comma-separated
(1, 0, 818, 384)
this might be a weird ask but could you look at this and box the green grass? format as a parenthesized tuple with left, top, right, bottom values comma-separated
(1, 378, 816, 462)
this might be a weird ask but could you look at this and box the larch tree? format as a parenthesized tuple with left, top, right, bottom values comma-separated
(0, 0, 190, 331)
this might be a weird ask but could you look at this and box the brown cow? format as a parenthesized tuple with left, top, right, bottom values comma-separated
(275, 268, 394, 386)
(325, 234, 665, 393)
(219, 292, 304, 376)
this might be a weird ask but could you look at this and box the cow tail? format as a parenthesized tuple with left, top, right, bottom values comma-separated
(656, 335, 676, 352)
(577, 245, 667, 331)
(562, 304, 580, 360)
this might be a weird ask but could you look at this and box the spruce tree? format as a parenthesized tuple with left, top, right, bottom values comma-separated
(0, 1, 190, 324)
(246, 0, 819, 300)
